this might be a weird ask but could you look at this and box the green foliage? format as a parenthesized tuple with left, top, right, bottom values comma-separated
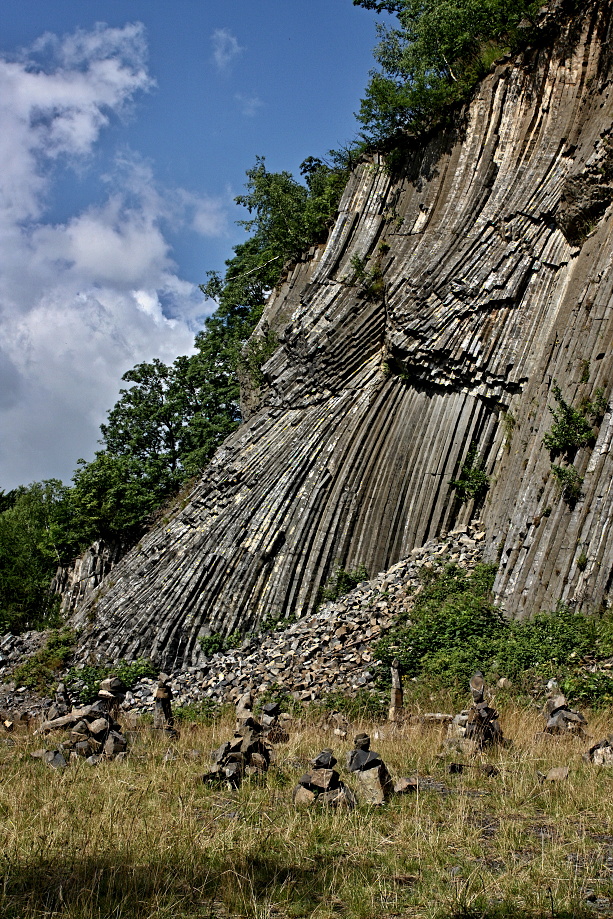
(11, 629, 77, 693)
(317, 688, 388, 720)
(376, 564, 613, 705)
(259, 611, 297, 634)
(449, 446, 489, 503)
(562, 670, 613, 708)
(0, 481, 76, 633)
(65, 658, 157, 704)
(172, 698, 224, 724)
(376, 564, 502, 684)
(198, 630, 244, 656)
(240, 329, 279, 388)
(317, 564, 369, 606)
(355, 0, 541, 142)
(198, 633, 226, 657)
(542, 384, 607, 457)
(550, 463, 583, 503)
(347, 253, 386, 300)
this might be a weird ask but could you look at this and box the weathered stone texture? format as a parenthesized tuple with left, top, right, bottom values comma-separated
(72, 0, 613, 664)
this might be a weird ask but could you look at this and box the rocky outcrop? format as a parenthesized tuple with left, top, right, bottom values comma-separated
(72, 0, 613, 666)
(52, 540, 125, 616)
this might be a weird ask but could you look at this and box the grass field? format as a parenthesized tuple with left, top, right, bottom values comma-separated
(0, 705, 612, 919)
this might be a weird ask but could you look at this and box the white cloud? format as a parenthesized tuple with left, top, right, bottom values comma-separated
(235, 92, 264, 117)
(211, 28, 244, 71)
(0, 24, 227, 489)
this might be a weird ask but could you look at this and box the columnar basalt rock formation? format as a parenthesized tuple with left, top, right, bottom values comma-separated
(72, 0, 613, 667)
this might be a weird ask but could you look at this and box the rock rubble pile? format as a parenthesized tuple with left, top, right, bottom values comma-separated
(122, 525, 485, 710)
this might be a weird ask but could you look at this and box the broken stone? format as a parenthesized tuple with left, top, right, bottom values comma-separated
(292, 784, 317, 805)
(103, 731, 127, 756)
(347, 748, 381, 772)
(312, 749, 337, 769)
(540, 765, 570, 782)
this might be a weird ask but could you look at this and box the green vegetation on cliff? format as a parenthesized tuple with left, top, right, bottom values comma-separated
(354, 0, 542, 141)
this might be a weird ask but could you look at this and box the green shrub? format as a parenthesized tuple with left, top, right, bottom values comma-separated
(11, 629, 77, 693)
(317, 564, 369, 606)
(550, 463, 583, 503)
(543, 384, 606, 456)
(198, 631, 243, 656)
(172, 699, 225, 724)
(65, 658, 157, 704)
(449, 446, 489, 504)
(376, 564, 502, 683)
(198, 633, 226, 657)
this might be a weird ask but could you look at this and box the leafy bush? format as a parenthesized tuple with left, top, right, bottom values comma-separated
(449, 446, 489, 504)
(543, 384, 607, 456)
(172, 699, 225, 724)
(354, 0, 542, 142)
(11, 629, 77, 693)
(65, 658, 157, 704)
(376, 564, 502, 683)
(198, 631, 242, 656)
(550, 464, 583, 503)
(317, 565, 369, 606)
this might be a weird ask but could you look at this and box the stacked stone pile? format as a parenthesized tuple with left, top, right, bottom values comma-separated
(33, 677, 128, 766)
(202, 693, 290, 788)
(292, 749, 357, 808)
(346, 732, 395, 805)
(540, 694, 587, 737)
(446, 673, 506, 755)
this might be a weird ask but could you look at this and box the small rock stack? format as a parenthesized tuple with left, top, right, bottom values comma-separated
(446, 672, 505, 754)
(292, 749, 356, 808)
(346, 732, 394, 805)
(204, 716, 271, 788)
(34, 677, 128, 765)
(541, 694, 587, 737)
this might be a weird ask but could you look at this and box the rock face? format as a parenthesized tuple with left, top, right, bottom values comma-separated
(73, 0, 613, 667)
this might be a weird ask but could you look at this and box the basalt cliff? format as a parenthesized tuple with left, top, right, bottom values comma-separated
(72, 0, 613, 669)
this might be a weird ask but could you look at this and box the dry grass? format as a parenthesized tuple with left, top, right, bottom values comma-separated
(0, 705, 612, 918)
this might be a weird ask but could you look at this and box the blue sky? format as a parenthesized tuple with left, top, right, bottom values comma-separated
(0, 0, 384, 489)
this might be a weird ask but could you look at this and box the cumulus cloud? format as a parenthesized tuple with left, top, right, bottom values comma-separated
(211, 28, 243, 70)
(0, 23, 227, 489)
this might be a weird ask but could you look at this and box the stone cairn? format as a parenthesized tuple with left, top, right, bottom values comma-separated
(446, 672, 505, 755)
(153, 672, 176, 735)
(540, 693, 587, 737)
(202, 692, 291, 789)
(292, 749, 357, 808)
(346, 732, 395, 805)
(33, 676, 128, 767)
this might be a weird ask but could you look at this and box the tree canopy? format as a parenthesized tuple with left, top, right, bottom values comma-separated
(354, 0, 541, 141)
